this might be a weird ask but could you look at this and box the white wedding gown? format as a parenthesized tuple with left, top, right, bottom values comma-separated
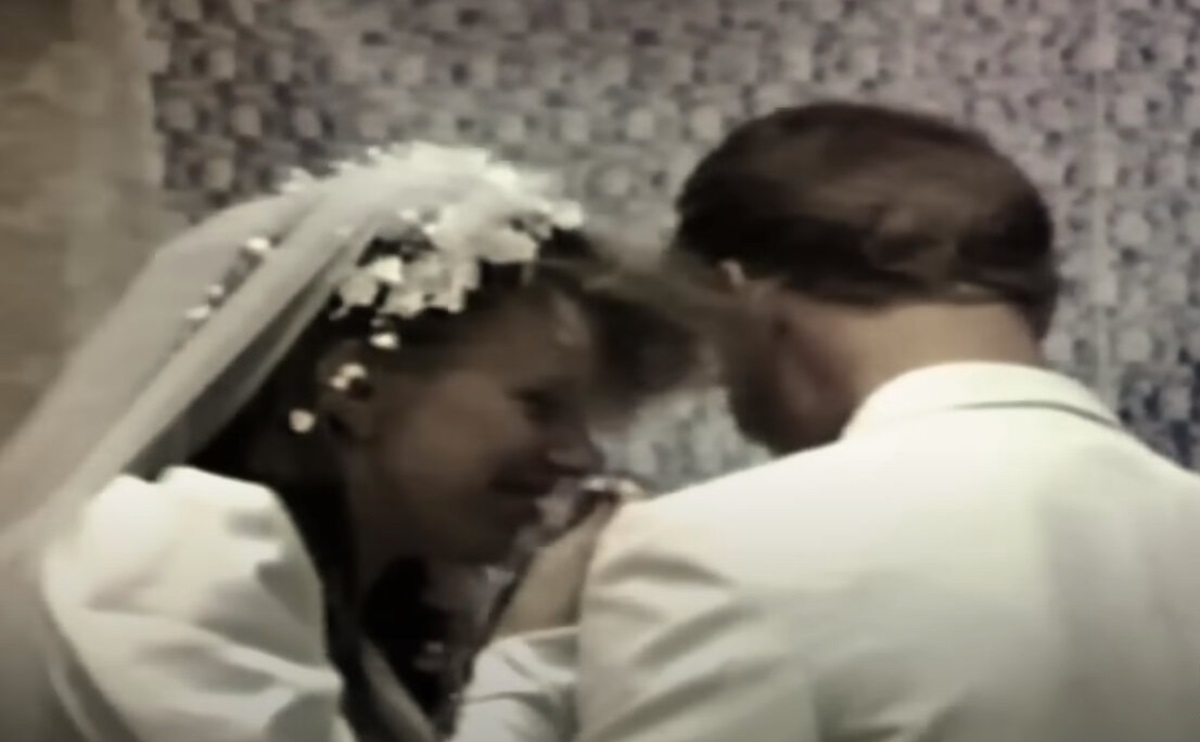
(0, 144, 585, 742)
(38, 467, 437, 742)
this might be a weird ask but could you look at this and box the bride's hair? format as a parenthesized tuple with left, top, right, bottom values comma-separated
(191, 226, 696, 735)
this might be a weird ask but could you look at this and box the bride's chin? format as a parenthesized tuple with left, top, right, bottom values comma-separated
(440, 523, 525, 565)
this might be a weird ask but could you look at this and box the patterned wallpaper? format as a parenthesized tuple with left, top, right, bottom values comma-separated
(144, 0, 1200, 489)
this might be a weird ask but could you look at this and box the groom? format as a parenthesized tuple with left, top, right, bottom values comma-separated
(455, 102, 1200, 742)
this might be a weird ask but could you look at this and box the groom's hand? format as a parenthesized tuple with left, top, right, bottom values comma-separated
(491, 477, 647, 638)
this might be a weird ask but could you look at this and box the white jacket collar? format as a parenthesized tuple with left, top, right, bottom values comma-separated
(842, 362, 1119, 439)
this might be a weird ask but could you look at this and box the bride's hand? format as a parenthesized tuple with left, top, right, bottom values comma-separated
(491, 477, 646, 638)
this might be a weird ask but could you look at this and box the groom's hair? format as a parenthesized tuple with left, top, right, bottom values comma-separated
(674, 101, 1059, 335)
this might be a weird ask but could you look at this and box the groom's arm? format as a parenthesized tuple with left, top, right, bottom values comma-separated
(573, 503, 821, 742)
(451, 627, 578, 742)
(452, 496, 617, 742)
(453, 499, 821, 742)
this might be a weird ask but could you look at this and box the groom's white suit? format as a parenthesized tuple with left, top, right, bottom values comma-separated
(457, 363, 1200, 742)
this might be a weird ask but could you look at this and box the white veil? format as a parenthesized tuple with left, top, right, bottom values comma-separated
(0, 144, 582, 557)
(0, 144, 584, 739)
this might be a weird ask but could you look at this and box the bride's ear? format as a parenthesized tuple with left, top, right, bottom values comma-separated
(314, 339, 377, 442)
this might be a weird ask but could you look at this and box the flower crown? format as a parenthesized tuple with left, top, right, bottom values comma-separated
(312, 143, 584, 351)
(181, 142, 586, 434)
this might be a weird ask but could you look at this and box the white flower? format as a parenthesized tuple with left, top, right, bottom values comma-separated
(242, 236, 273, 257)
(381, 287, 427, 318)
(515, 214, 554, 240)
(185, 305, 213, 324)
(407, 255, 447, 286)
(478, 228, 539, 264)
(549, 200, 585, 230)
(428, 286, 468, 314)
(426, 208, 473, 255)
(315, 141, 591, 343)
(487, 163, 525, 192)
(288, 409, 317, 434)
(328, 361, 369, 391)
(368, 256, 404, 286)
(337, 270, 379, 308)
(453, 261, 481, 292)
(370, 331, 401, 350)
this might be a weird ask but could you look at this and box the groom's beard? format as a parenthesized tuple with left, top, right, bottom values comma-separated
(726, 359, 847, 455)
(729, 382, 808, 454)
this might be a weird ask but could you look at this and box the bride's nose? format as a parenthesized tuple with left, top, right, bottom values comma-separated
(545, 427, 602, 476)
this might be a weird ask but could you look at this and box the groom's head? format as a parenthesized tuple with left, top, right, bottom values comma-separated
(673, 102, 1058, 452)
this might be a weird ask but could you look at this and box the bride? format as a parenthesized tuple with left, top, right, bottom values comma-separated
(0, 144, 693, 741)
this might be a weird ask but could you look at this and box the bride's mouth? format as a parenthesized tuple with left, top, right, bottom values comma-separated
(491, 479, 558, 521)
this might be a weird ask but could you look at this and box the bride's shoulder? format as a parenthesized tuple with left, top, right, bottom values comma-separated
(46, 466, 320, 622)
(90, 466, 290, 536)
(38, 480, 346, 742)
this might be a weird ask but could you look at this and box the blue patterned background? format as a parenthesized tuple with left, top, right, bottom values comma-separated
(143, 0, 1200, 488)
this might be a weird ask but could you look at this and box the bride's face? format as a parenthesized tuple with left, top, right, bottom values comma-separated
(346, 292, 604, 565)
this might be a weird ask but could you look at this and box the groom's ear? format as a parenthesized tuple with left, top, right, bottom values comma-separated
(720, 260, 786, 316)
(718, 260, 748, 290)
(314, 339, 377, 442)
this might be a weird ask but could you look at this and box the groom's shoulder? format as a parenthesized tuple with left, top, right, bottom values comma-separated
(623, 444, 851, 534)
(597, 448, 858, 592)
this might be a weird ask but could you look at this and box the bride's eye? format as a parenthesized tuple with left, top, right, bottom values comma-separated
(516, 388, 562, 424)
